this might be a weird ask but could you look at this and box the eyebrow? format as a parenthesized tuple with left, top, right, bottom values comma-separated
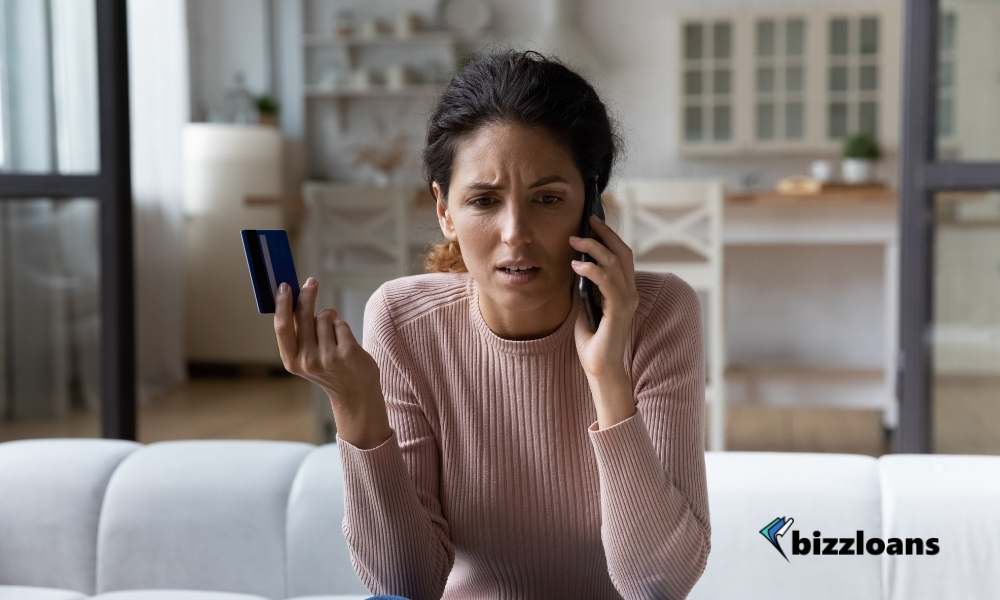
(465, 175, 569, 191)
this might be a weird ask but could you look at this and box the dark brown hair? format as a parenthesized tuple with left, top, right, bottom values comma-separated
(421, 48, 623, 273)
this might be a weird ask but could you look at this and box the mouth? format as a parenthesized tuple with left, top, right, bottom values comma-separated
(495, 265, 541, 283)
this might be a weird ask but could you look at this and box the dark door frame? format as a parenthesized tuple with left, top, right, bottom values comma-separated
(0, 0, 134, 440)
(897, 0, 1000, 452)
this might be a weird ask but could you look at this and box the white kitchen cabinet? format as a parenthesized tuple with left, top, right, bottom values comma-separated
(678, 3, 902, 156)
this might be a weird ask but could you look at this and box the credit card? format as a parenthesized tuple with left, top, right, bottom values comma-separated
(241, 229, 300, 313)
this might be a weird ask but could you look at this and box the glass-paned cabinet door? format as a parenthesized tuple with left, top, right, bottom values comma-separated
(826, 14, 880, 140)
(681, 19, 734, 147)
(753, 17, 807, 142)
(937, 10, 957, 143)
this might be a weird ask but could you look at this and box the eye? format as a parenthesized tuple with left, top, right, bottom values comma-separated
(468, 196, 495, 208)
(537, 195, 562, 205)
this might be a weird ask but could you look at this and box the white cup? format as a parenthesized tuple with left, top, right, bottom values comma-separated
(810, 160, 834, 182)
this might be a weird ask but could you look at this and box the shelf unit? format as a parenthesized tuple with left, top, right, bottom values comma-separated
(301, 12, 460, 133)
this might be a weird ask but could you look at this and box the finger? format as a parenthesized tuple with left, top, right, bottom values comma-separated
(569, 235, 620, 271)
(587, 215, 636, 278)
(316, 308, 337, 362)
(571, 259, 613, 293)
(274, 283, 299, 366)
(572, 260, 631, 314)
(333, 316, 358, 353)
(296, 277, 319, 358)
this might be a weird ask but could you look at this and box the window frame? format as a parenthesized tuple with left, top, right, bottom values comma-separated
(0, 0, 134, 440)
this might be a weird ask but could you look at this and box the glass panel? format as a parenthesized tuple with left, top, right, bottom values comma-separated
(859, 101, 878, 136)
(713, 69, 731, 95)
(786, 101, 804, 139)
(931, 190, 1000, 453)
(684, 105, 703, 141)
(684, 23, 703, 60)
(786, 19, 805, 55)
(940, 12, 956, 51)
(786, 65, 804, 93)
(0, 199, 101, 441)
(859, 65, 879, 91)
(685, 70, 703, 96)
(713, 105, 731, 141)
(756, 102, 775, 140)
(0, 0, 100, 174)
(756, 20, 775, 56)
(938, 96, 954, 138)
(938, 61, 953, 88)
(859, 16, 879, 55)
(713, 22, 731, 58)
(829, 66, 849, 92)
(830, 18, 849, 56)
(828, 102, 848, 138)
(935, 3, 1000, 160)
(757, 67, 775, 93)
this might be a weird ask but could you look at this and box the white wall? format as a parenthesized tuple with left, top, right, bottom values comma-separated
(186, 0, 904, 411)
(187, 0, 272, 121)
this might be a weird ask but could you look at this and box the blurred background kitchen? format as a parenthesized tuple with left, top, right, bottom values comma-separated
(1, 0, 997, 455)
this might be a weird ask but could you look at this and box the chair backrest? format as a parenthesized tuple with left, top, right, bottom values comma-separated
(302, 182, 419, 340)
(609, 178, 724, 291)
(303, 182, 412, 278)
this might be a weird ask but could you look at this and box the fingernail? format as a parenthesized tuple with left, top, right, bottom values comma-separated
(279, 282, 288, 294)
(305, 277, 315, 287)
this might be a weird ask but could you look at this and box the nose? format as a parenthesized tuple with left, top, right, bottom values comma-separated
(499, 199, 534, 247)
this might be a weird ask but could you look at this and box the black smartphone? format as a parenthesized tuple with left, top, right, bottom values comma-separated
(575, 175, 605, 331)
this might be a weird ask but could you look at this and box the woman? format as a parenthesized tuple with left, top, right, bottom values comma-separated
(274, 49, 711, 600)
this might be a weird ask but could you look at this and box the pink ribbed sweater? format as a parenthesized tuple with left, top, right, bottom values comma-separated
(336, 270, 711, 600)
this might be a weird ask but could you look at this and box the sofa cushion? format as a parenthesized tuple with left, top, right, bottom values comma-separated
(91, 591, 268, 600)
(690, 452, 882, 600)
(0, 586, 86, 600)
(285, 443, 368, 597)
(880, 454, 1000, 600)
(96, 440, 312, 599)
(0, 439, 139, 593)
(285, 596, 375, 600)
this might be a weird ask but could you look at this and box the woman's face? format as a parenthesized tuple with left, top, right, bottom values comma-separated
(433, 121, 584, 329)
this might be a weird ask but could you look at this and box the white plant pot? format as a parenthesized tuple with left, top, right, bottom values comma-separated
(842, 159, 875, 184)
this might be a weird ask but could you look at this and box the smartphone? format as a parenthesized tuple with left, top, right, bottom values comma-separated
(575, 175, 605, 331)
(241, 229, 300, 314)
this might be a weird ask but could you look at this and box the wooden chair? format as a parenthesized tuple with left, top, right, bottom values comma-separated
(607, 178, 727, 451)
(301, 182, 415, 442)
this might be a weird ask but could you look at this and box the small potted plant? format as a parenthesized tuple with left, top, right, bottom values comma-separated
(255, 95, 279, 127)
(841, 132, 881, 184)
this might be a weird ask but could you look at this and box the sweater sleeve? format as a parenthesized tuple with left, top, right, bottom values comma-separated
(586, 274, 712, 600)
(336, 284, 455, 600)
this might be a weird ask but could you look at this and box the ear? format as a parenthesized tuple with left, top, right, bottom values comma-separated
(433, 181, 457, 242)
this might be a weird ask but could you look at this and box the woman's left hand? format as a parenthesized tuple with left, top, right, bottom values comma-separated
(569, 214, 640, 380)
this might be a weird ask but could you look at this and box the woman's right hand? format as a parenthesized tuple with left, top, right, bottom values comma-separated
(273, 276, 391, 447)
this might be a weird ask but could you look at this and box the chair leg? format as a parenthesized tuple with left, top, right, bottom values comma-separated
(709, 285, 726, 451)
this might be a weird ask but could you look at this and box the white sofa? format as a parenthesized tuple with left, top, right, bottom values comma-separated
(1, 438, 997, 600)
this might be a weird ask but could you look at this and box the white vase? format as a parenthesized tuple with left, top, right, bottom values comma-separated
(842, 159, 875, 184)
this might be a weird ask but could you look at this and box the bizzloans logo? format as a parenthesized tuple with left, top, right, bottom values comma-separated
(759, 516, 940, 562)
